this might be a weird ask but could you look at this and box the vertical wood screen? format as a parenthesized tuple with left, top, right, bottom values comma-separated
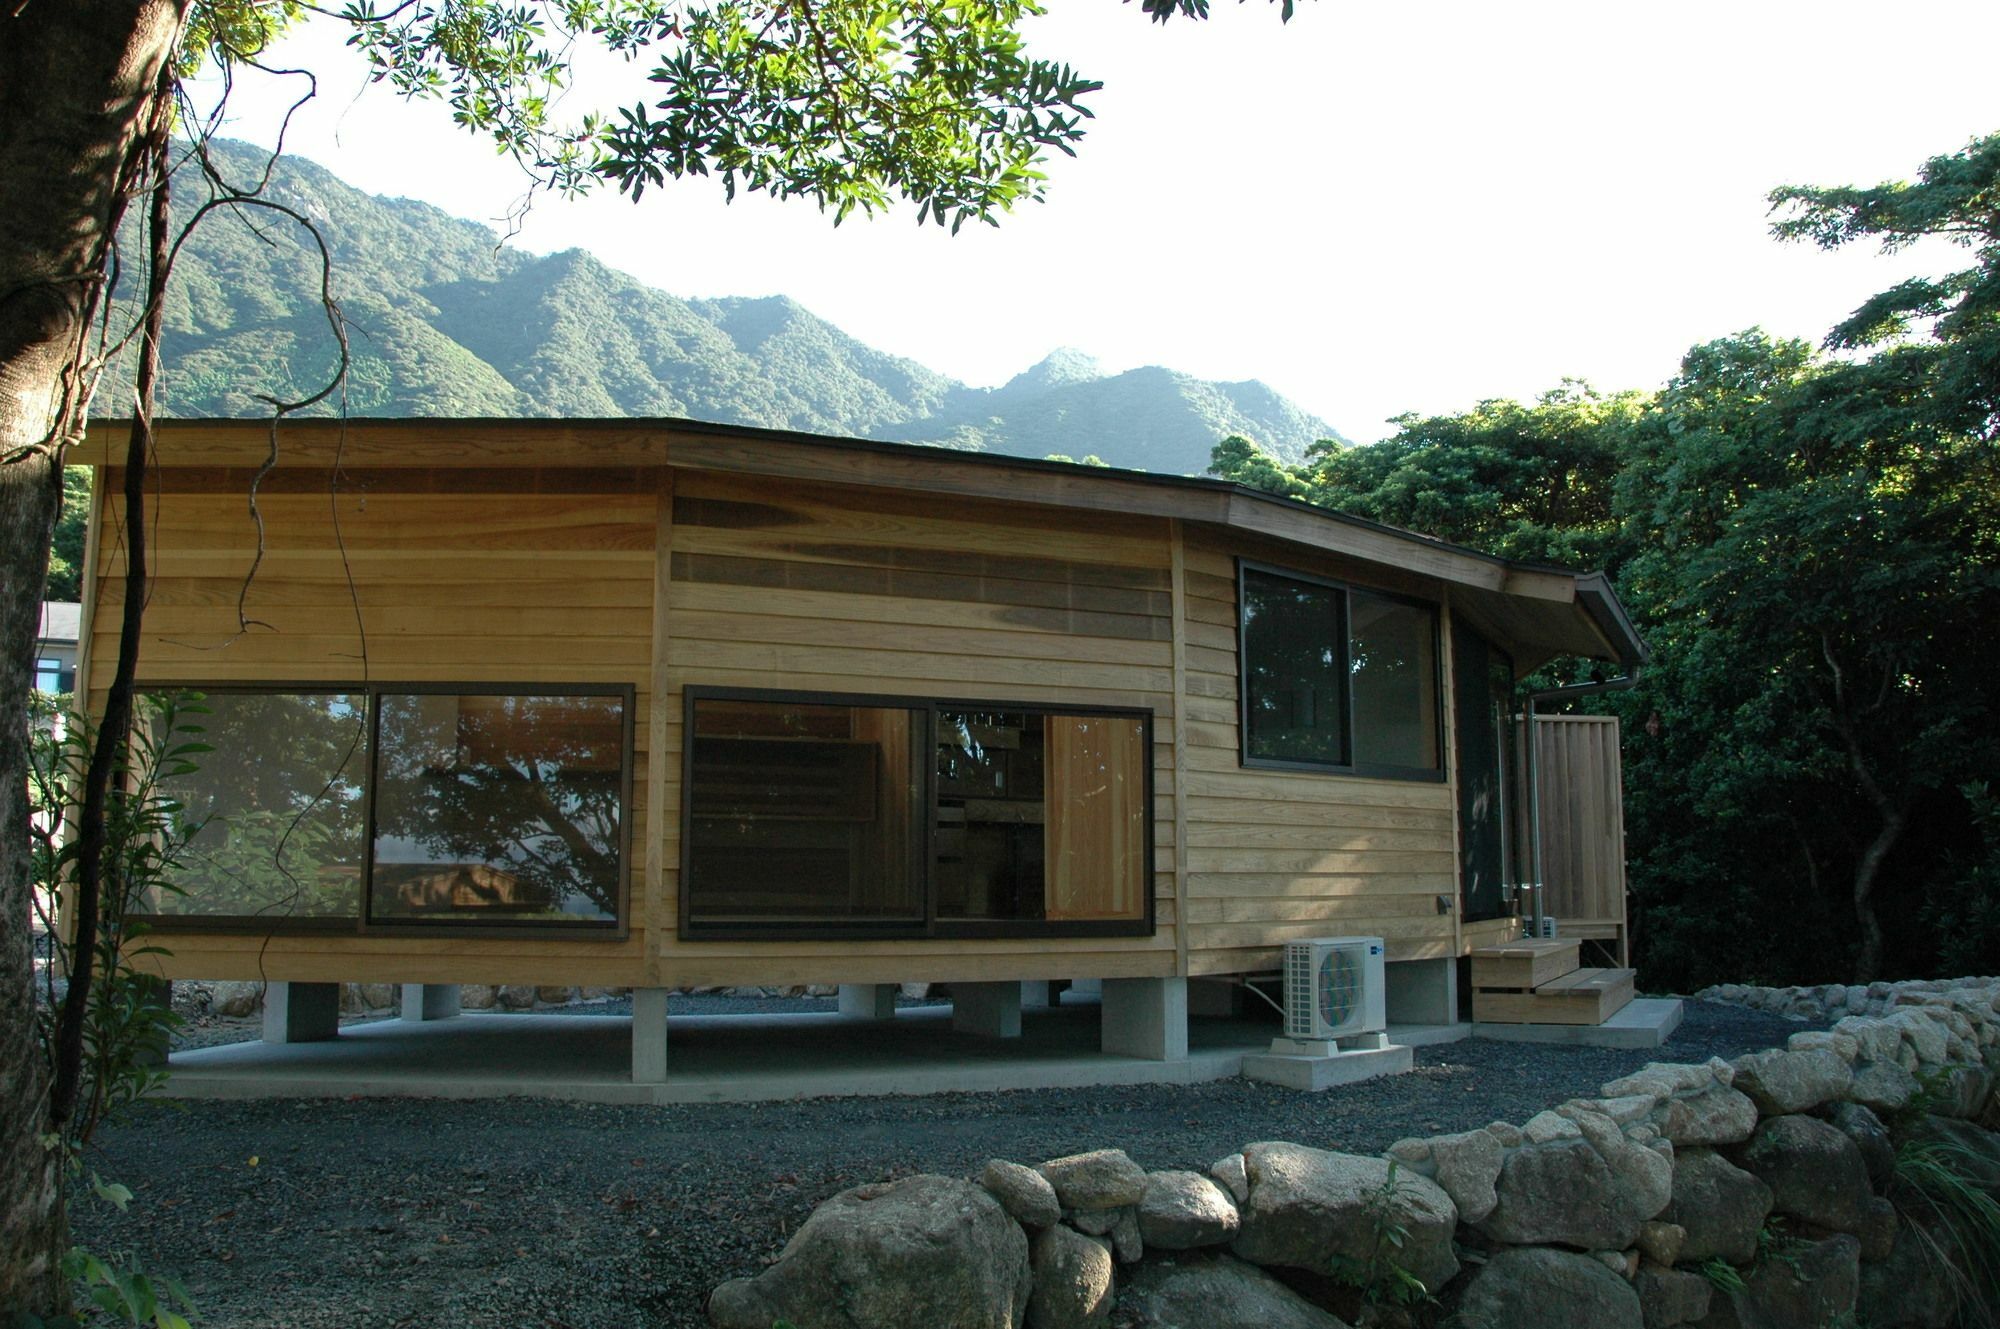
(1533, 714, 1628, 956)
(1043, 715, 1147, 921)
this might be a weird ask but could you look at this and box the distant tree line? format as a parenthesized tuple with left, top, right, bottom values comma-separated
(1212, 134, 2000, 991)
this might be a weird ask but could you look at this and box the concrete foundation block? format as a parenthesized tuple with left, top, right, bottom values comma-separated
(1020, 980, 1053, 1009)
(1102, 977, 1188, 1061)
(1385, 957, 1458, 1027)
(952, 982, 1023, 1039)
(838, 983, 898, 1020)
(401, 984, 461, 1022)
(1243, 1043, 1413, 1090)
(262, 982, 340, 1044)
(1188, 977, 1243, 1017)
(632, 988, 670, 1083)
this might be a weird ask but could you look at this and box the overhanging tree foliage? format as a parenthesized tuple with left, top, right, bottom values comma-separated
(1213, 135, 2000, 992)
(0, 0, 1294, 1315)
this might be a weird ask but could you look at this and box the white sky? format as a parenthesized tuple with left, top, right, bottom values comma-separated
(201, 1, 2000, 444)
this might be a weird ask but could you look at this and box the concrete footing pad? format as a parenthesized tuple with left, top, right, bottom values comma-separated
(1473, 997, 1684, 1049)
(1241, 1043, 1414, 1090)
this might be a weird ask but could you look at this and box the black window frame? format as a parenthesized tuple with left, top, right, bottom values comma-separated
(1236, 559, 1446, 784)
(679, 685, 1156, 942)
(132, 681, 636, 939)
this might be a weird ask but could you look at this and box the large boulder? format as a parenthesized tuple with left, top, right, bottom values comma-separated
(1729, 1048, 1853, 1115)
(1477, 1109, 1670, 1252)
(1038, 1150, 1149, 1212)
(707, 1175, 1031, 1329)
(1601, 1060, 1758, 1147)
(1733, 1115, 1874, 1236)
(1664, 1149, 1771, 1265)
(1230, 1142, 1458, 1294)
(1137, 1171, 1238, 1250)
(1712, 1233, 1860, 1329)
(1116, 1253, 1350, 1329)
(1027, 1224, 1112, 1329)
(1826, 1102, 1896, 1192)
(1386, 1125, 1506, 1223)
(1454, 1246, 1643, 1329)
(1857, 1213, 1961, 1329)
(982, 1159, 1062, 1230)
(1634, 1264, 1710, 1329)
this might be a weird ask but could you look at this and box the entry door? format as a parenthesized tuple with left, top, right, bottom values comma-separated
(1452, 622, 1515, 923)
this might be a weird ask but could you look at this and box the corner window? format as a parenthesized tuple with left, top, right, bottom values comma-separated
(683, 691, 1153, 939)
(35, 658, 67, 694)
(1238, 561, 1442, 780)
(143, 685, 631, 932)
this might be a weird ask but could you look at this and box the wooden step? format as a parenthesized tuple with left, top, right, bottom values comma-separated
(1469, 938, 1580, 992)
(1473, 967, 1636, 1026)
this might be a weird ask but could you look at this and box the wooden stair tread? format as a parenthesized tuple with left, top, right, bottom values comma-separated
(1469, 939, 1577, 960)
(1534, 966, 1634, 994)
(1470, 938, 1582, 994)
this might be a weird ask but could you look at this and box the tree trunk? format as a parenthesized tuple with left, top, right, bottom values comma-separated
(1852, 807, 1906, 984)
(0, 1, 187, 1314)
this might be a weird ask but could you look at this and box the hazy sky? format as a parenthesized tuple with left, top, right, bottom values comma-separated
(203, 1, 2000, 444)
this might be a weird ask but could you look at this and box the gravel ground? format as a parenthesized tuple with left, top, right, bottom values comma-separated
(72, 998, 1811, 1329)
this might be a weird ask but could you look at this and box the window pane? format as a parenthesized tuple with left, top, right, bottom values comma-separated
(370, 693, 625, 925)
(936, 710, 1147, 925)
(35, 659, 61, 693)
(686, 699, 923, 926)
(1350, 594, 1441, 770)
(156, 693, 367, 919)
(1242, 568, 1346, 765)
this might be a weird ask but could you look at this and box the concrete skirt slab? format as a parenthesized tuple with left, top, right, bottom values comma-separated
(164, 1006, 1281, 1106)
(1472, 997, 1684, 1050)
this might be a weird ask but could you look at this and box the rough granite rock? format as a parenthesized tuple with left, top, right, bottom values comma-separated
(1231, 1142, 1458, 1294)
(1600, 1060, 1757, 1147)
(982, 1159, 1062, 1230)
(1210, 1153, 1250, 1205)
(1634, 1264, 1710, 1329)
(1110, 1208, 1143, 1264)
(458, 984, 498, 1011)
(1858, 1214, 1961, 1329)
(1734, 1115, 1875, 1237)
(1038, 1150, 1149, 1212)
(1934, 1065, 1993, 1119)
(1115, 1253, 1351, 1329)
(1714, 1233, 1860, 1329)
(707, 1174, 1031, 1329)
(1636, 1220, 1685, 1270)
(1849, 1059, 1921, 1114)
(1826, 1102, 1896, 1192)
(210, 981, 263, 1018)
(1027, 1224, 1112, 1329)
(1137, 1171, 1238, 1250)
(1477, 1123, 1669, 1252)
(498, 984, 537, 1010)
(1663, 1149, 1771, 1265)
(1388, 1126, 1505, 1224)
(1454, 1246, 1643, 1329)
(1728, 1048, 1853, 1115)
(1069, 1208, 1121, 1238)
(1886, 1009, 1951, 1065)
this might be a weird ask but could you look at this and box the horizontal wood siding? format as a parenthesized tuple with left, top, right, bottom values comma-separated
(90, 474, 655, 986)
(1180, 529, 1460, 974)
(655, 473, 1179, 985)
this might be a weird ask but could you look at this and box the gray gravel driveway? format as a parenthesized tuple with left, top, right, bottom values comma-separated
(75, 1000, 1806, 1329)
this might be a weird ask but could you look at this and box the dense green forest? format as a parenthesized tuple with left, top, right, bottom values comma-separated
(1214, 134, 2000, 992)
(103, 141, 1339, 476)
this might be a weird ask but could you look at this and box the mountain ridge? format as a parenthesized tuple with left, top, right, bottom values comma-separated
(127, 141, 1347, 473)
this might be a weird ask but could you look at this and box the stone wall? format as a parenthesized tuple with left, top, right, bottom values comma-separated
(1699, 975, 2000, 1023)
(709, 978, 2000, 1329)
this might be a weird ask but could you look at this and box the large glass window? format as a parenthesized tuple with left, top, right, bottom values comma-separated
(935, 710, 1147, 927)
(685, 699, 924, 928)
(142, 686, 629, 931)
(1239, 562, 1442, 779)
(369, 693, 626, 926)
(154, 692, 368, 921)
(682, 692, 1152, 938)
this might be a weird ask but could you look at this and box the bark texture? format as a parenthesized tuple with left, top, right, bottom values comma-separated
(0, 0, 187, 1314)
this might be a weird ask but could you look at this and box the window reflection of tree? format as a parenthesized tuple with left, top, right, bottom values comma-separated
(371, 694, 622, 921)
(164, 693, 366, 919)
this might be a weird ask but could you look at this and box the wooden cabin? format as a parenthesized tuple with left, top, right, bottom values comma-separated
(70, 418, 1645, 1077)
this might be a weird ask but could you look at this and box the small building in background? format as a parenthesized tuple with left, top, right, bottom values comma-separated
(35, 601, 79, 696)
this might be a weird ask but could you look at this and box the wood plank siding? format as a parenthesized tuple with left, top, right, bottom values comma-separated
(77, 421, 1636, 991)
(1178, 529, 1461, 973)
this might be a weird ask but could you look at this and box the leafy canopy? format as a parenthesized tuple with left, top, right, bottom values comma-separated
(181, 0, 1240, 231)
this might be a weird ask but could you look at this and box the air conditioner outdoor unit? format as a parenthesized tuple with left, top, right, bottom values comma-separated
(1282, 936, 1387, 1043)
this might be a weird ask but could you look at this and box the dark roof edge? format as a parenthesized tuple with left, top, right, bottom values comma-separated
(1575, 571, 1650, 669)
(140, 414, 1604, 583)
